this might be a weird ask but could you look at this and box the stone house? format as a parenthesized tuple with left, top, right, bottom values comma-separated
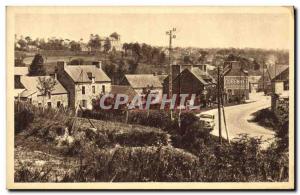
(163, 64, 216, 107)
(56, 61, 111, 110)
(223, 61, 249, 102)
(18, 75, 68, 108)
(120, 74, 163, 102)
(271, 67, 289, 111)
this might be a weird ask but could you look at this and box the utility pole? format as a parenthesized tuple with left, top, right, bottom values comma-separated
(262, 60, 265, 92)
(217, 65, 222, 144)
(166, 28, 176, 120)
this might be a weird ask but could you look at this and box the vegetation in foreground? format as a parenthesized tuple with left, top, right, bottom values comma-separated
(14, 103, 289, 182)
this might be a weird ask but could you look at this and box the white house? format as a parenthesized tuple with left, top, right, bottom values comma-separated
(56, 61, 112, 110)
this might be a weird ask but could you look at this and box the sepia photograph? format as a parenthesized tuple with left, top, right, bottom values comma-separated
(6, 6, 295, 190)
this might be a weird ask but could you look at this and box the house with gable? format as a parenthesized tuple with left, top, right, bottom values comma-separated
(56, 61, 111, 109)
(120, 74, 163, 101)
(223, 61, 249, 102)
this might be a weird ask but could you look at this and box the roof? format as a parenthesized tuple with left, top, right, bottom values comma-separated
(124, 74, 163, 89)
(14, 66, 29, 76)
(271, 67, 289, 81)
(267, 65, 288, 80)
(248, 75, 262, 83)
(189, 67, 216, 85)
(64, 65, 111, 83)
(20, 76, 68, 97)
(111, 85, 138, 101)
(223, 63, 248, 76)
(156, 74, 168, 84)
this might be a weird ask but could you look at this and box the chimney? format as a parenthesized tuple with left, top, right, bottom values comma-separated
(92, 61, 102, 69)
(57, 61, 66, 71)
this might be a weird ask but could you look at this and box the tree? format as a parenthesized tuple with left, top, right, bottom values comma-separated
(122, 43, 129, 56)
(17, 39, 27, 50)
(37, 77, 57, 108)
(127, 59, 139, 74)
(110, 32, 120, 40)
(25, 36, 32, 44)
(158, 51, 166, 65)
(70, 41, 81, 52)
(69, 58, 84, 65)
(132, 43, 141, 62)
(198, 50, 208, 64)
(88, 34, 101, 51)
(28, 54, 46, 76)
(103, 38, 112, 53)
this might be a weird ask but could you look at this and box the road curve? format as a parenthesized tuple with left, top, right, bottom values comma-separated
(201, 93, 275, 143)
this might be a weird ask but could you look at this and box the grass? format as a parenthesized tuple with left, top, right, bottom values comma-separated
(249, 108, 278, 129)
(14, 103, 289, 182)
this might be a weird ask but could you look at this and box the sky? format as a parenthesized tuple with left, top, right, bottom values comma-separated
(15, 12, 291, 50)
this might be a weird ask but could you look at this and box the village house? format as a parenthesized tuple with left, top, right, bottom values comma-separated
(247, 69, 262, 93)
(222, 61, 249, 102)
(111, 85, 138, 103)
(56, 61, 111, 110)
(258, 64, 288, 94)
(271, 67, 289, 112)
(17, 75, 68, 108)
(163, 64, 216, 107)
(120, 74, 163, 102)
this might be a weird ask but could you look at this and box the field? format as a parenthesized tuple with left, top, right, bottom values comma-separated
(14, 103, 289, 182)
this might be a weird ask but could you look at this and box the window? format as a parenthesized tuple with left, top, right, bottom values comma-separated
(92, 86, 95, 94)
(284, 80, 289, 91)
(57, 101, 61, 108)
(82, 86, 85, 95)
(102, 85, 105, 93)
(47, 91, 51, 99)
(81, 100, 87, 108)
(47, 102, 52, 108)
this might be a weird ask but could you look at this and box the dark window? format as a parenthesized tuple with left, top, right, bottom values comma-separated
(47, 102, 52, 108)
(82, 86, 85, 94)
(284, 80, 289, 90)
(92, 86, 95, 94)
(47, 91, 51, 99)
(57, 101, 61, 108)
(81, 100, 87, 108)
(102, 85, 105, 93)
(87, 72, 93, 80)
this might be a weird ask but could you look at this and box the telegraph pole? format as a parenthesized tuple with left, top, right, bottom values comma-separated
(217, 65, 222, 144)
(166, 28, 176, 120)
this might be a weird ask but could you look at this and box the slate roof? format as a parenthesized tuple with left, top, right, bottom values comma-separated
(124, 74, 163, 89)
(223, 63, 248, 76)
(271, 67, 289, 81)
(267, 65, 289, 80)
(20, 76, 68, 97)
(190, 67, 216, 85)
(64, 65, 111, 83)
(156, 74, 168, 84)
(111, 85, 138, 101)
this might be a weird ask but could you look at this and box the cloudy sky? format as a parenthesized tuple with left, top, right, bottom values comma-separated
(14, 8, 292, 49)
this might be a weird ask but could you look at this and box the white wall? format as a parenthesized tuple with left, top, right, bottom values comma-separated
(74, 82, 111, 109)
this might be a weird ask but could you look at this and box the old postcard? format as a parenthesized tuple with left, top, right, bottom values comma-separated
(6, 6, 295, 190)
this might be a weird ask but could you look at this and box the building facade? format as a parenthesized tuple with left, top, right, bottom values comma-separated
(223, 61, 249, 102)
(121, 74, 163, 103)
(56, 61, 111, 110)
(271, 67, 289, 112)
(17, 75, 68, 108)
